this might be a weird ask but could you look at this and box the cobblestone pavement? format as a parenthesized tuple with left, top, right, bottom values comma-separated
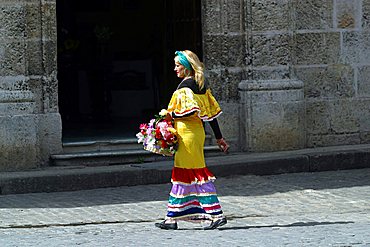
(0, 168, 369, 246)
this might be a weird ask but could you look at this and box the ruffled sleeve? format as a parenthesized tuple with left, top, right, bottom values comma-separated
(195, 89, 222, 121)
(167, 88, 200, 117)
(167, 88, 222, 121)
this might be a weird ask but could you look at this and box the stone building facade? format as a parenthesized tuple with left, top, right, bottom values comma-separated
(1, 0, 62, 172)
(203, 0, 370, 152)
(1, 0, 370, 171)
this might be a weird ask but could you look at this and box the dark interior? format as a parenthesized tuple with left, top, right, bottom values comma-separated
(57, 0, 202, 142)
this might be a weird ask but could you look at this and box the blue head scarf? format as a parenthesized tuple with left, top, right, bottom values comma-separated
(175, 51, 192, 71)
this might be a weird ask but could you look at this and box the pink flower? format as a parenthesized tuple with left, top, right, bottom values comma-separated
(140, 123, 148, 130)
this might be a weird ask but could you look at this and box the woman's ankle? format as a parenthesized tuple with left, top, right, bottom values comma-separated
(165, 219, 176, 224)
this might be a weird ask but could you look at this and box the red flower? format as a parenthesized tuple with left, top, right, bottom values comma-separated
(160, 140, 168, 148)
(164, 133, 173, 142)
(155, 128, 162, 139)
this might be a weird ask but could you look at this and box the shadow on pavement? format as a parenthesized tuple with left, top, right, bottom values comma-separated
(218, 221, 355, 231)
(0, 168, 369, 209)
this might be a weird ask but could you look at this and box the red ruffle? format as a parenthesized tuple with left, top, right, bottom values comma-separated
(171, 167, 216, 185)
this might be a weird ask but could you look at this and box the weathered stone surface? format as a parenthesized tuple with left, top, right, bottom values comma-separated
(0, 4, 26, 40)
(295, 65, 355, 99)
(249, 101, 305, 151)
(363, 0, 370, 30)
(41, 1, 57, 40)
(219, 69, 243, 102)
(335, 0, 361, 29)
(204, 34, 245, 69)
(356, 98, 370, 132)
(239, 79, 305, 152)
(358, 66, 370, 97)
(28, 77, 44, 113)
(330, 99, 359, 134)
(0, 41, 26, 76)
(203, 35, 222, 69)
(0, 112, 62, 172)
(0, 115, 38, 172)
(42, 73, 59, 113)
(293, 32, 340, 65)
(250, 0, 290, 31)
(220, 0, 243, 33)
(0, 75, 30, 91)
(244, 82, 304, 103)
(360, 131, 370, 143)
(209, 68, 243, 102)
(202, 0, 221, 34)
(307, 99, 359, 134)
(221, 35, 245, 68)
(307, 133, 360, 147)
(306, 98, 367, 147)
(305, 101, 331, 135)
(0, 90, 33, 104)
(216, 101, 240, 146)
(25, 3, 42, 39)
(252, 34, 291, 66)
(342, 31, 370, 65)
(37, 113, 63, 165)
(0, 0, 61, 171)
(293, 0, 333, 30)
(42, 40, 57, 75)
(26, 40, 43, 75)
(0, 102, 36, 115)
(251, 67, 290, 80)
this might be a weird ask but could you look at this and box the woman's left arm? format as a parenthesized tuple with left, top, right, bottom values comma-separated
(208, 119, 229, 153)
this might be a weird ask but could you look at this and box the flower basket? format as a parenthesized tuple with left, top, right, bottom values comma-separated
(136, 113, 178, 157)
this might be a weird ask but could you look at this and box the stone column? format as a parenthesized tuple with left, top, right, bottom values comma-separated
(0, 0, 62, 171)
(238, 0, 305, 151)
(239, 80, 305, 152)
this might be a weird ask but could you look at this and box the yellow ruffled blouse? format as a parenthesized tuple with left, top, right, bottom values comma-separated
(167, 87, 222, 121)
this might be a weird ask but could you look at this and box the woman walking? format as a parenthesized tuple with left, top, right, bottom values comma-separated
(155, 50, 229, 230)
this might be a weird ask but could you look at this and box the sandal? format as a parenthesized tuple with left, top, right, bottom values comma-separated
(155, 220, 178, 230)
(204, 217, 227, 230)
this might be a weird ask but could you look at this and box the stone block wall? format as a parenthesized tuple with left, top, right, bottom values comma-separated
(0, 0, 62, 171)
(238, 0, 306, 151)
(203, 0, 370, 151)
(293, 0, 370, 147)
(239, 80, 305, 151)
(202, 0, 246, 147)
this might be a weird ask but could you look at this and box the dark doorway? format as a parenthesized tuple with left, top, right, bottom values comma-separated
(57, 0, 202, 142)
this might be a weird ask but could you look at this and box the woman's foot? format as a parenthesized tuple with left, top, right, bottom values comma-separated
(204, 217, 227, 230)
(154, 220, 178, 230)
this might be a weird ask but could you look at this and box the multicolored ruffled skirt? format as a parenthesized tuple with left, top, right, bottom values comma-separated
(165, 167, 224, 221)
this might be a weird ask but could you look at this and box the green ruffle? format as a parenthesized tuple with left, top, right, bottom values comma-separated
(168, 195, 220, 205)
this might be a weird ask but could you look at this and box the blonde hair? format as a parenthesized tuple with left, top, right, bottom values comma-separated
(182, 50, 205, 90)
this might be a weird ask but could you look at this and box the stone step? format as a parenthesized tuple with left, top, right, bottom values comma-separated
(51, 136, 219, 167)
(62, 138, 142, 153)
(62, 135, 214, 153)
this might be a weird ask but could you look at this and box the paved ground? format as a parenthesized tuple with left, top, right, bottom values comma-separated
(0, 168, 369, 246)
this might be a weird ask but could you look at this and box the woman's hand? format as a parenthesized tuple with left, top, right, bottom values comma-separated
(159, 109, 173, 122)
(216, 138, 229, 154)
